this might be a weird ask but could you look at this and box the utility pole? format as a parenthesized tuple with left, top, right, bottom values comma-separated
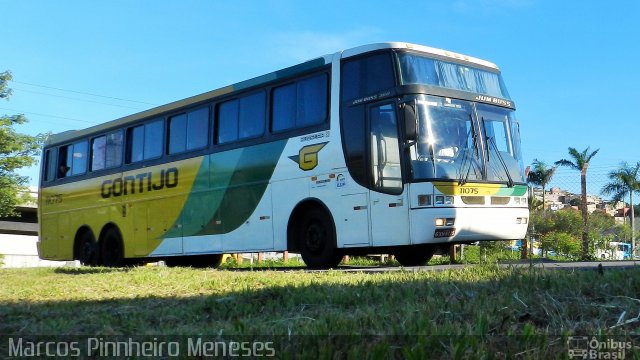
(630, 197, 636, 258)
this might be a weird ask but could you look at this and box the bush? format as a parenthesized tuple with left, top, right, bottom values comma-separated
(0, 253, 4, 267)
(529, 209, 629, 259)
(461, 241, 520, 264)
(540, 232, 580, 259)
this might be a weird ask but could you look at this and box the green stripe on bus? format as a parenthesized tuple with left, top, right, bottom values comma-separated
(495, 185, 528, 196)
(165, 139, 288, 238)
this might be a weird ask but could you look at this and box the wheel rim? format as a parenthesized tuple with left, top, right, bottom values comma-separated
(80, 241, 95, 263)
(304, 221, 326, 255)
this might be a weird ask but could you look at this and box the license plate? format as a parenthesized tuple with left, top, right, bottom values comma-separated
(434, 228, 456, 238)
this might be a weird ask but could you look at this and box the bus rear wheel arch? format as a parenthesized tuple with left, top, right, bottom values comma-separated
(100, 225, 125, 267)
(293, 205, 342, 269)
(73, 227, 98, 266)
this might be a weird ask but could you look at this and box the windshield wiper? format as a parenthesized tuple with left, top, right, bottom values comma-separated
(428, 143, 436, 178)
(482, 118, 514, 188)
(458, 118, 479, 186)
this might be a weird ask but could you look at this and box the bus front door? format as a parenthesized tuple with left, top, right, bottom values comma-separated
(368, 103, 410, 247)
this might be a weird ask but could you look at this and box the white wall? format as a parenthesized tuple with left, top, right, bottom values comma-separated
(0, 234, 67, 268)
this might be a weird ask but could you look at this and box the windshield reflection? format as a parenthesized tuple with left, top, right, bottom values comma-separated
(409, 95, 524, 184)
(477, 104, 525, 183)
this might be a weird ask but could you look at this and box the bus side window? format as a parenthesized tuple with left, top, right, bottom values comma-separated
(127, 125, 145, 163)
(340, 52, 395, 188)
(71, 140, 88, 176)
(272, 73, 327, 132)
(57, 141, 87, 178)
(43, 149, 57, 182)
(218, 92, 265, 144)
(169, 113, 188, 154)
(105, 130, 123, 168)
(169, 108, 209, 154)
(218, 100, 238, 144)
(187, 107, 209, 150)
(341, 53, 394, 101)
(91, 135, 107, 171)
(58, 145, 71, 178)
(127, 119, 163, 163)
(369, 104, 402, 193)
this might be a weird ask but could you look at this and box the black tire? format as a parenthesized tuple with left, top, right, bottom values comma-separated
(101, 227, 125, 267)
(165, 254, 224, 268)
(395, 244, 435, 267)
(74, 230, 98, 266)
(298, 208, 342, 269)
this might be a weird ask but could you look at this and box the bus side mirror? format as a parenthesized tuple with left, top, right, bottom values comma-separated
(402, 103, 417, 141)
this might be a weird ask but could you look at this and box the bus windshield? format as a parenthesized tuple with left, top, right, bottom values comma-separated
(409, 95, 525, 183)
(398, 52, 511, 100)
(411, 96, 482, 181)
(477, 103, 525, 183)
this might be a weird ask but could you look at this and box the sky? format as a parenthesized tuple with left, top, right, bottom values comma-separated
(3, 0, 639, 200)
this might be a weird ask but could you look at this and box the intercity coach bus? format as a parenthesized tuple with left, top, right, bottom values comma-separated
(38, 42, 528, 268)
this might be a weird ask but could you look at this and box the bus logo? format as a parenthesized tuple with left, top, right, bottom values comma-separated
(289, 142, 328, 171)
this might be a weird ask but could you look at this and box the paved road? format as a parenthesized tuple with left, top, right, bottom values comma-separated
(311, 260, 640, 273)
(223, 260, 640, 272)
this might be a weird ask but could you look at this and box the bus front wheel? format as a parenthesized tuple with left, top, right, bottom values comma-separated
(395, 245, 435, 267)
(101, 227, 125, 267)
(298, 208, 341, 269)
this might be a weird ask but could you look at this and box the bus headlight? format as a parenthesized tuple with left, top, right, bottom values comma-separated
(435, 195, 454, 205)
(435, 218, 455, 227)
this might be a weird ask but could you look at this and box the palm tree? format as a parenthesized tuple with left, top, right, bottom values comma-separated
(601, 162, 640, 258)
(527, 159, 556, 211)
(555, 147, 599, 260)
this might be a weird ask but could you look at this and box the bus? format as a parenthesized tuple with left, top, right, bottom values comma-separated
(38, 42, 528, 269)
(596, 241, 631, 260)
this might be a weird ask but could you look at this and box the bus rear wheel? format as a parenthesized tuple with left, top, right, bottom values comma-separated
(101, 227, 125, 267)
(298, 208, 341, 269)
(395, 245, 435, 267)
(74, 230, 98, 266)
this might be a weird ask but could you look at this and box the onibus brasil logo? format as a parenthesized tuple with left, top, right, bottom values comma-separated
(567, 336, 633, 359)
(289, 142, 328, 171)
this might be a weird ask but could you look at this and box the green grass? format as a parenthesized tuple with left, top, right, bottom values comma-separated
(1, 265, 639, 358)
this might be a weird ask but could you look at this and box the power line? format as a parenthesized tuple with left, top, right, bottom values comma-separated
(13, 87, 146, 110)
(10, 80, 158, 106)
(0, 107, 99, 124)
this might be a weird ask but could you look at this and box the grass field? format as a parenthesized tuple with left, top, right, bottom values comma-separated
(1, 264, 639, 359)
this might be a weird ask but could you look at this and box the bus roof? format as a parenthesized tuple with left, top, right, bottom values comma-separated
(341, 42, 500, 71)
(45, 42, 500, 146)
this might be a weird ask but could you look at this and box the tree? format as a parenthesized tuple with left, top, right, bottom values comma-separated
(0, 71, 45, 217)
(529, 208, 623, 259)
(569, 198, 581, 207)
(555, 146, 599, 260)
(601, 161, 640, 257)
(526, 159, 556, 211)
